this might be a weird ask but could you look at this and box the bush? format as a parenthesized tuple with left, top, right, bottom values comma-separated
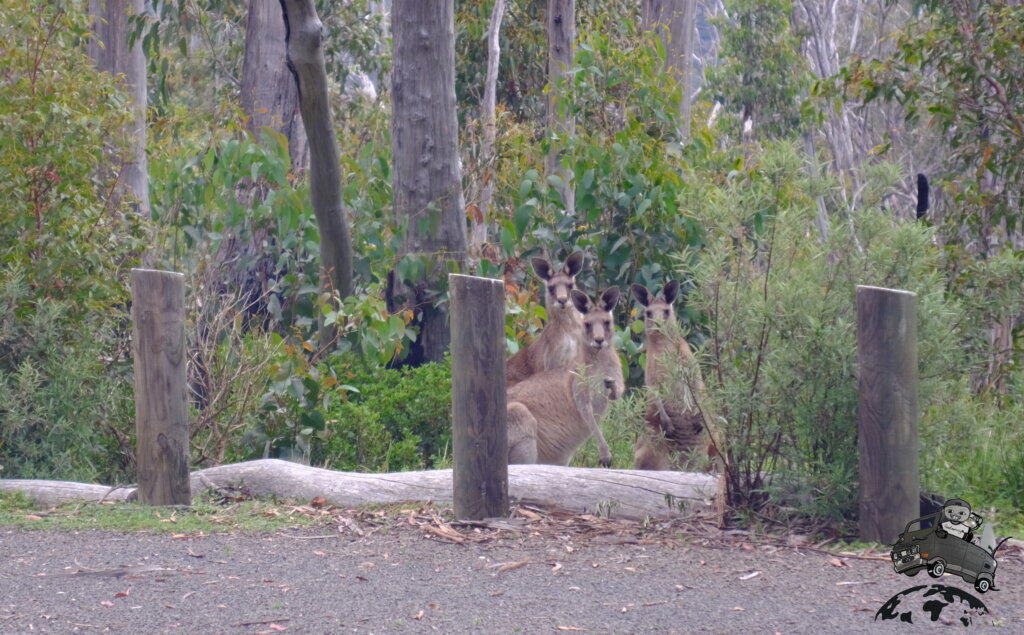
(685, 142, 963, 526)
(323, 355, 454, 470)
(0, 3, 143, 482)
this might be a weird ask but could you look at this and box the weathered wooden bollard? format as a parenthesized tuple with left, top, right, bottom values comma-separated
(131, 269, 191, 506)
(450, 274, 508, 520)
(857, 285, 918, 544)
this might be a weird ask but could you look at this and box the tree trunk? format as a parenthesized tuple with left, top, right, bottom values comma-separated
(642, 0, 697, 142)
(242, 0, 309, 172)
(88, 0, 150, 220)
(0, 460, 723, 522)
(471, 0, 507, 260)
(545, 0, 575, 215)
(390, 0, 468, 365)
(279, 0, 353, 348)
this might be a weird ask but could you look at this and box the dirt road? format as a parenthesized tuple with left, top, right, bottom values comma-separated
(2, 514, 1021, 633)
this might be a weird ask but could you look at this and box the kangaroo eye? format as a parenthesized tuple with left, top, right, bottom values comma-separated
(646, 311, 654, 319)
(566, 282, 574, 290)
(548, 286, 556, 294)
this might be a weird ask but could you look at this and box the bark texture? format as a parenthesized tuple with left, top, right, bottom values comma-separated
(390, 0, 468, 365)
(545, 0, 575, 214)
(0, 461, 722, 522)
(471, 0, 507, 257)
(88, 0, 150, 219)
(279, 0, 353, 346)
(242, 0, 308, 171)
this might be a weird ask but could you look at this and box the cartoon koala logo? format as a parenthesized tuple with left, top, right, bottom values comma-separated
(938, 498, 981, 543)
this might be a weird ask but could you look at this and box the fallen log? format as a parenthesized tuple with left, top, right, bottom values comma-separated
(1, 459, 720, 521)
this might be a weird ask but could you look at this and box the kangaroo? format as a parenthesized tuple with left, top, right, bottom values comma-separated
(506, 252, 585, 387)
(507, 287, 624, 467)
(631, 281, 717, 470)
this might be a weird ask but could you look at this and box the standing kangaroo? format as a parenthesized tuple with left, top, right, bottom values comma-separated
(507, 287, 623, 467)
(506, 252, 585, 387)
(632, 281, 716, 470)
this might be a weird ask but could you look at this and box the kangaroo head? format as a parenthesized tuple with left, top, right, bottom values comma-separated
(533, 251, 584, 311)
(631, 280, 679, 331)
(571, 286, 619, 351)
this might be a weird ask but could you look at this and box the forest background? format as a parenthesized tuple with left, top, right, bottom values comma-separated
(1, 0, 1022, 536)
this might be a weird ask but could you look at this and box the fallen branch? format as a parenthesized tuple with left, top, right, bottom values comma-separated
(1, 459, 721, 522)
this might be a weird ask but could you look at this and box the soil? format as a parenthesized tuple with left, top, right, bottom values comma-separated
(2, 508, 1022, 634)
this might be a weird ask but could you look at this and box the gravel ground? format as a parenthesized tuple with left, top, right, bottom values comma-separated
(2, 516, 1022, 634)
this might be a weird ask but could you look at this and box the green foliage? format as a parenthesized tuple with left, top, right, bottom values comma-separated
(494, 15, 706, 361)
(570, 390, 647, 469)
(0, 2, 143, 482)
(233, 351, 451, 472)
(843, 1, 1024, 241)
(322, 355, 454, 470)
(706, 0, 809, 140)
(687, 141, 961, 524)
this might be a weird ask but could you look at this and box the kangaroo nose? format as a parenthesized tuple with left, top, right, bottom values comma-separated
(603, 378, 617, 397)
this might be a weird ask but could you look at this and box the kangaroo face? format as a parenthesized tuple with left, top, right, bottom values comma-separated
(631, 280, 680, 332)
(533, 251, 584, 312)
(572, 286, 619, 351)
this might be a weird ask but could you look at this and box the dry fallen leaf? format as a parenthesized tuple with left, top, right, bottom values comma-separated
(413, 610, 425, 620)
(310, 496, 327, 508)
(23, 514, 43, 521)
(830, 558, 850, 568)
(313, 551, 326, 557)
(495, 560, 529, 572)
(551, 563, 563, 573)
(557, 627, 587, 632)
(739, 571, 761, 581)
(517, 508, 542, 520)
(269, 625, 287, 632)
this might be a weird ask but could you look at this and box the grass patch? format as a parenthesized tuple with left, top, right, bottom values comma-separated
(0, 489, 327, 534)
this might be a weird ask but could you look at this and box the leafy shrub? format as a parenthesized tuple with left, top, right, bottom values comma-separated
(686, 142, 963, 525)
(0, 3, 143, 482)
(323, 355, 454, 469)
(231, 351, 452, 472)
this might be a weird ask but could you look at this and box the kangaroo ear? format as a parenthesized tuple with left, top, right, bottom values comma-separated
(661, 280, 680, 305)
(600, 286, 620, 311)
(631, 284, 652, 307)
(532, 257, 553, 281)
(563, 251, 585, 277)
(570, 289, 591, 314)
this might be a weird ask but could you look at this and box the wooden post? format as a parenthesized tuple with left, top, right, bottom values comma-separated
(450, 274, 508, 520)
(857, 285, 918, 544)
(132, 269, 191, 506)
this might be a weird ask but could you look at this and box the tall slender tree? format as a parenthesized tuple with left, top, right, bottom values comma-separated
(471, 0, 507, 258)
(242, 0, 308, 172)
(545, 0, 575, 215)
(642, 0, 698, 142)
(389, 0, 468, 365)
(280, 0, 353, 348)
(88, 0, 150, 219)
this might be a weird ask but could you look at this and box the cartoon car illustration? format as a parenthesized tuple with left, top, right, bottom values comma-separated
(890, 512, 1008, 593)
